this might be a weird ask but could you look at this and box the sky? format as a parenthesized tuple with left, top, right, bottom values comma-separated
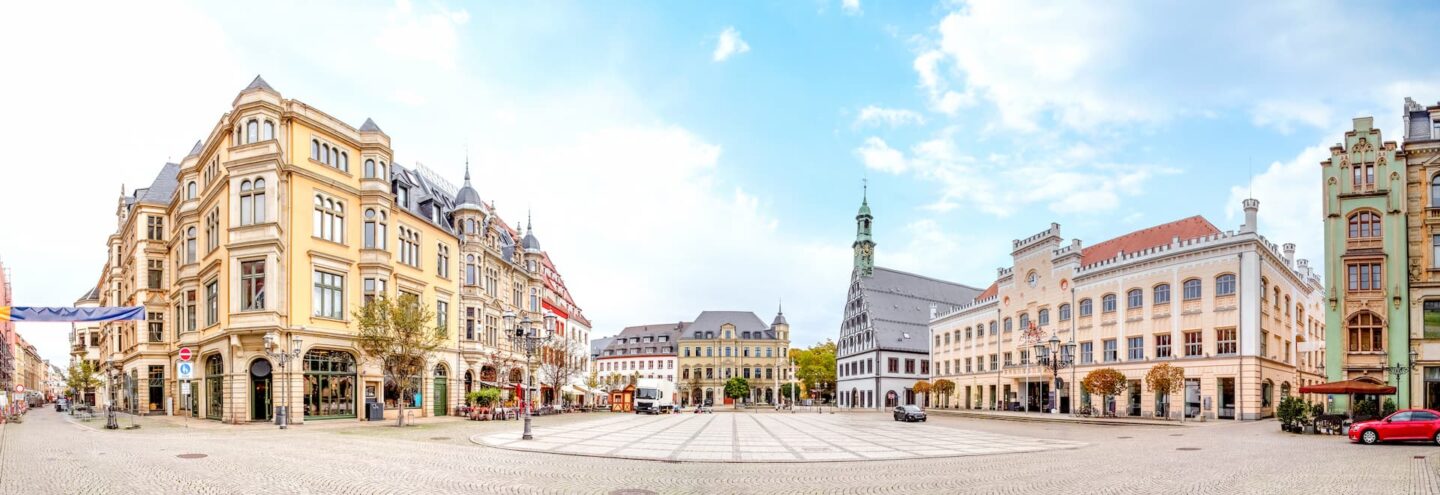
(3, 0, 1440, 367)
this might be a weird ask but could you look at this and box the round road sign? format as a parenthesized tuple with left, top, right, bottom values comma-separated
(179, 347, 193, 362)
(14, 384, 24, 393)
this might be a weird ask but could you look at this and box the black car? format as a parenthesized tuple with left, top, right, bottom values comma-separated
(893, 405, 926, 422)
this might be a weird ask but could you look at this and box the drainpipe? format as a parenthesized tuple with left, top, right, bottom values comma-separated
(1071, 287, 1077, 413)
(1238, 252, 1244, 422)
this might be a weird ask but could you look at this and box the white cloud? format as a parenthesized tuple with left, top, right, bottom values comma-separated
(854, 105, 926, 128)
(855, 137, 908, 174)
(374, 0, 471, 71)
(841, 0, 862, 16)
(712, 26, 751, 62)
(1225, 142, 1330, 272)
(917, 0, 1440, 133)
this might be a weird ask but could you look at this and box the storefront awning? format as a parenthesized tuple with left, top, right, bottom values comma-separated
(1298, 379, 1395, 395)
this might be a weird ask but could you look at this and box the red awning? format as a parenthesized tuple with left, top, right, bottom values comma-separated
(1298, 379, 1396, 395)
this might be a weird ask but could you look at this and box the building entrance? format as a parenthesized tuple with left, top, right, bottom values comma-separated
(1218, 377, 1235, 419)
(250, 359, 273, 421)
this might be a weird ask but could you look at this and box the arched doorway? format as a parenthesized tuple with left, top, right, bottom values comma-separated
(433, 364, 449, 416)
(302, 350, 356, 419)
(464, 370, 474, 396)
(850, 388, 858, 408)
(249, 359, 273, 421)
(885, 390, 898, 408)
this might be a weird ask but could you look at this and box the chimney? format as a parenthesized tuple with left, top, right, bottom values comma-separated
(1241, 198, 1260, 234)
(1282, 243, 1296, 267)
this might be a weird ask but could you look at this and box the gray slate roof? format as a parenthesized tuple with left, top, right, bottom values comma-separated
(244, 75, 275, 92)
(600, 323, 687, 357)
(681, 311, 775, 340)
(860, 266, 981, 353)
(76, 287, 100, 303)
(136, 162, 180, 206)
(187, 140, 204, 157)
(359, 118, 383, 133)
(389, 162, 458, 235)
(590, 336, 615, 359)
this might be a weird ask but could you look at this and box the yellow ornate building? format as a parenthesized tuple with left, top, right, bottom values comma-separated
(92, 76, 588, 423)
(676, 310, 792, 406)
(931, 202, 1326, 420)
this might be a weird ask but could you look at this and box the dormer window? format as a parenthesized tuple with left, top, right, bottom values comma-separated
(396, 186, 409, 207)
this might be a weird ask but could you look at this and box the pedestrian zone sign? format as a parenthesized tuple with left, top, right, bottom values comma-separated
(177, 361, 195, 380)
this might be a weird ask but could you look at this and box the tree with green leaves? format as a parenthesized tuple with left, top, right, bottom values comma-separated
(792, 340, 837, 402)
(65, 360, 102, 407)
(724, 377, 750, 406)
(779, 382, 801, 403)
(585, 368, 601, 407)
(354, 294, 445, 427)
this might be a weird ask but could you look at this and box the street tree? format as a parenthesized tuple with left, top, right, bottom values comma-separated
(64, 360, 102, 407)
(724, 377, 750, 407)
(354, 294, 445, 427)
(539, 339, 585, 407)
(912, 380, 932, 407)
(1081, 368, 1127, 415)
(932, 379, 956, 408)
(792, 340, 836, 402)
(1144, 363, 1186, 420)
(585, 368, 601, 407)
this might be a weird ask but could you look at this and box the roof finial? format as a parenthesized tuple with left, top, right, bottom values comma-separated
(778, 298, 784, 315)
(464, 146, 471, 182)
(862, 177, 868, 204)
(527, 209, 532, 233)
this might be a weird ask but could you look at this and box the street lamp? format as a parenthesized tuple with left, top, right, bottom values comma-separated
(1032, 333, 1076, 414)
(1386, 348, 1420, 407)
(263, 332, 302, 429)
(505, 309, 556, 440)
(105, 357, 119, 430)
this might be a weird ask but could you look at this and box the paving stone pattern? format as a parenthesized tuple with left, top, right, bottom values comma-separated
(475, 412, 1084, 462)
(2, 408, 1438, 494)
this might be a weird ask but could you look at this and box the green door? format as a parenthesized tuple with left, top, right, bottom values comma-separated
(433, 366, 448, 416)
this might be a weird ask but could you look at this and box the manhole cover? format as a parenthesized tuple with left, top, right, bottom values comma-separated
(176, 453, 208, 459)
(1417, 456, 1427, 460)
(801, 447, 833, 452)
(430, 437, 451, 441)
(1169, 434, 1183, 437)
(610, 490, 658, 495)
(1176, 448, 1201, 451)
(1116, 436, 1132, 439)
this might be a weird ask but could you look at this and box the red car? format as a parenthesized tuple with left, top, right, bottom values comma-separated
(1349, 409, 1440, 445)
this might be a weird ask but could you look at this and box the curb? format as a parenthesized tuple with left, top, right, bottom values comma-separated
(929, 410, 1188, 427)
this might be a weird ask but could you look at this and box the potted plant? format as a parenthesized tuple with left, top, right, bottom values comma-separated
(472, 388, 501, 420)
(1276, 396, 1304, 432)
(1306, 402, 1324, 434)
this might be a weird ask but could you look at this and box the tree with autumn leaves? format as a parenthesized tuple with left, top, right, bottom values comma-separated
(1081, 368, 1127, 416)
(1144, 363, 1186, 420)
(931, 379, 955, 408)
(912, 380, 932, 407)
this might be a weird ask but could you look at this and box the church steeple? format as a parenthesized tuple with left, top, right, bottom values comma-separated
(853, 180, 875, 277)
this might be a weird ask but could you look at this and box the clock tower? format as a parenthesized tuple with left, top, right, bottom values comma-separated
(853, 186, 875, 277)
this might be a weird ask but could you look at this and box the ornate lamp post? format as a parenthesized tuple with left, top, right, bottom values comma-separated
(105, 357, 119, 430)
(505, 309, 556, 440)
(1386, 348, 1420, 408)
(1032, 333, 1076, 414)
(263, 333, 302, 429)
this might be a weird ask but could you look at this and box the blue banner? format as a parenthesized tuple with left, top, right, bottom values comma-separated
(0, 306, 146, 322)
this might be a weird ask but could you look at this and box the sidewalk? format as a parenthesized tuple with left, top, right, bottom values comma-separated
(925, 408, 1210, 427)
(59, 408, 473, 431)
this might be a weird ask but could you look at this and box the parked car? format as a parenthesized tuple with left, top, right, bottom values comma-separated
(893, 405, 927, 422)
(1349, 409, 1440, 445)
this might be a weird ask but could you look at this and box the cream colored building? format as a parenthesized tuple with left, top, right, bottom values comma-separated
(1405, 98, 1440, 409)
(930, 201, 1325, 420)
(677, 310, 792, 406)
(91, 76, 587, 423)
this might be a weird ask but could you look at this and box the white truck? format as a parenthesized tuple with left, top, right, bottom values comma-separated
(633, 378, 676, 414)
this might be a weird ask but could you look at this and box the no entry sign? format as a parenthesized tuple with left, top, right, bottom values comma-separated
(178, 347, 193, 362)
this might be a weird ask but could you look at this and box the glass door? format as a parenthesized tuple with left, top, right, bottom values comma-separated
(1185, 378, 1200, 418)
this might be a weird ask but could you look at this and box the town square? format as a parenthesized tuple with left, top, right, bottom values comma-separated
(3, 1, 1440, 494)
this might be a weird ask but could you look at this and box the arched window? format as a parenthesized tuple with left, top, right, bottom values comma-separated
(186, 181, 197, 200)
(1037, 308, 1050, 326)
(1215, 274, 1236, 296)
(1280, 382, 1291, 399)
(322, 144, 331, 166)
(262, 120, 274, 141)
(1058, 303, 1071, 321)
(185, 226, 197, 263)
(1018, 313, 1029, 330)
(311, 140, 320, 160)
(1101, 294, 1117, 313)
(1003, 317, 1013, 332)
(339, 152, 348, 172)
(1261, 379, 1273, 408)
(1153, 283, 1171, 304)
(1127, 289, 1143, 308)
(1182, 279, 1202, 300)
(205, 354, 224, 420)
(239, 178, 265, 225)
(365, 159, 376, 178)
(1432, 175, 1440, 207)
(245, 119, 258, 143)
(1347, 211, 1382, 238)
(1347, 311, 1384, 352)
(378, 161, 386, 178)
(1078, 298, 1093, 317)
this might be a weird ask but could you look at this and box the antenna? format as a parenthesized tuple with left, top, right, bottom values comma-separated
(1248, 156, 1253, 199)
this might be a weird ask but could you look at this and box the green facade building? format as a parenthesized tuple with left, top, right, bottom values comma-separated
(1321, 116, 1411, 410)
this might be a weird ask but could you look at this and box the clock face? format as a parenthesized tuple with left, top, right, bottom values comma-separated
(1027, 272, 1039, 288)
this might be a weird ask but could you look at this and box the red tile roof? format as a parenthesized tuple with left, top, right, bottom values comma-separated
(976, 282, 998, 301)
(1081, 216, 1220, 265)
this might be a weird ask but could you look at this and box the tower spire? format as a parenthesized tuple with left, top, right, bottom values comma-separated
(464, 149, 471, 182)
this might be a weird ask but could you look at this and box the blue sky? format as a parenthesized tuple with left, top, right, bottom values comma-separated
(4, 0, 1440, 365)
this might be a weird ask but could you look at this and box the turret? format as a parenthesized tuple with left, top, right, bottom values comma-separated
(1241, 198, 1259, 234)
(852, 182, 875, 277)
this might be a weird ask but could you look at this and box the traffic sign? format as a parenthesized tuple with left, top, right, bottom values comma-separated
(14, 384, 24, 393)
(178, 347, 193, 362)
(181, 382, 191, 395)
(177, 361, 195, 380)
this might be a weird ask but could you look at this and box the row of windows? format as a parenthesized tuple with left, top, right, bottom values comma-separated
(681, 366, 784, 380)
(236, 118, 275, 146)
(310, 139, 350, 172)
(839, 358, 929, 377)
(681, 346, 784, 358)
(599, 360, 674, 372)
(940, 328, 1239, 375)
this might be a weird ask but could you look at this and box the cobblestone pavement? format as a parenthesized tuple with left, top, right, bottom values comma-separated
(2, 407, 1438, 494)
(476, 412, 1084, 462)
